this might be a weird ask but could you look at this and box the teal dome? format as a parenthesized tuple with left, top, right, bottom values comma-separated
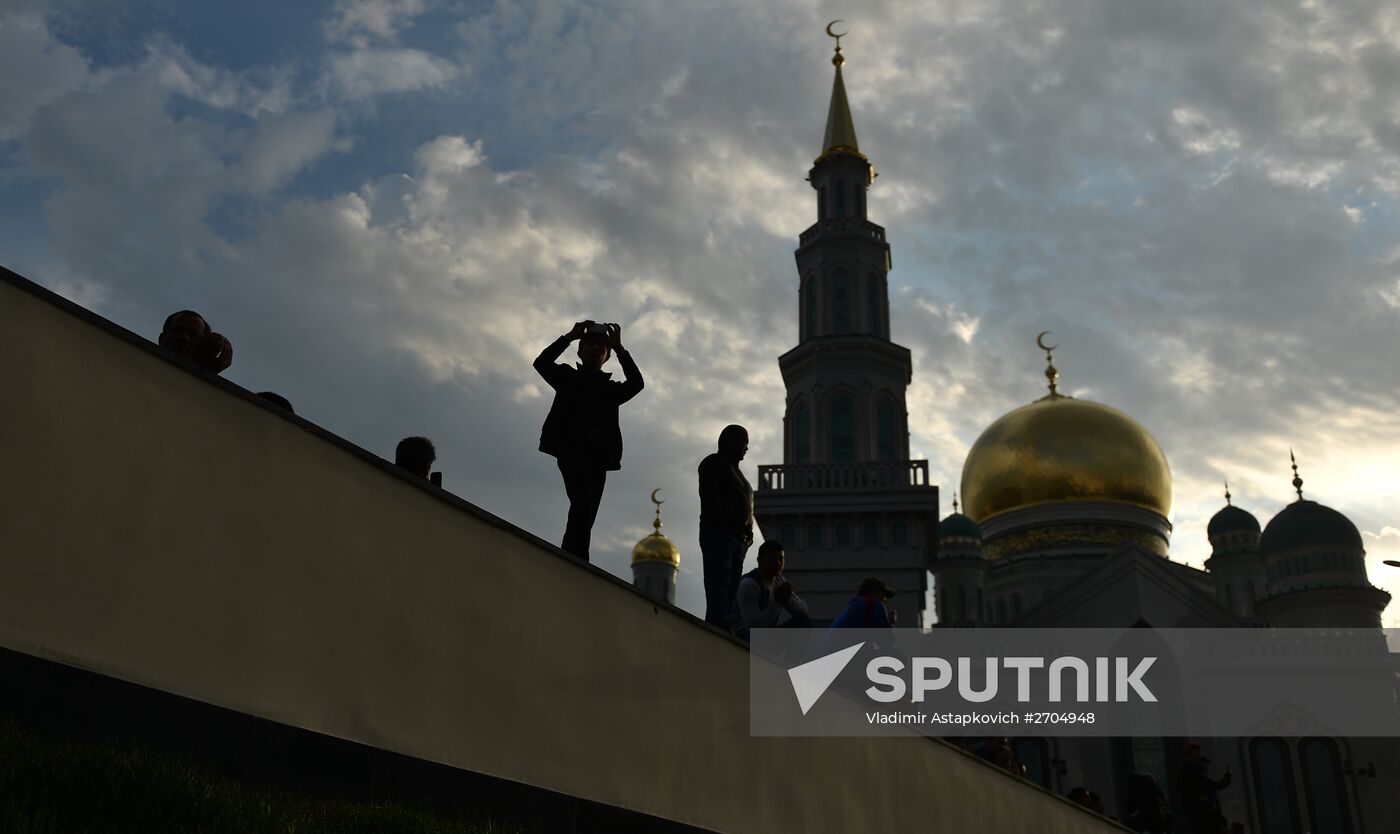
(1208, 505, 1260, 538)
(939, 512, 982, 541)
(1259, 500, 1362, 555)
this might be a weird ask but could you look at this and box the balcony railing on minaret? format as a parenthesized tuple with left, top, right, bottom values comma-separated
(757, 460, 930, 492)
(797, 218, 886, 248)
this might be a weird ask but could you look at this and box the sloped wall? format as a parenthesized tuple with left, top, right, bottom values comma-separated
(0, 268, 1124, 834)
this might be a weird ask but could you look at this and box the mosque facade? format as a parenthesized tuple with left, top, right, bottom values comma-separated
(758, 34, 1397, 833)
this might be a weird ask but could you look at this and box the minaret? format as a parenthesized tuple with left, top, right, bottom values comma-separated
(1203, 481, 1266, 619)
(631, 491, 679, 604)
(755, 25, 938, 626)
(785, 25, 912, 465)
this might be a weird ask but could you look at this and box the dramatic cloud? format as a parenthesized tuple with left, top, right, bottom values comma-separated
(0, 12, 88, 140)
(328, 47, 458, 98)
(4, 0, 1400, 624)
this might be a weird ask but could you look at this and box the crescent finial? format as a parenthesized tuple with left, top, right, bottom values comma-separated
(649, 489, 665, 533)
(825, 20, 848, 39)
(1036, 331, 1061, 398)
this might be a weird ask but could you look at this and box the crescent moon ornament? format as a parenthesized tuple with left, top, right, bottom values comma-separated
(1036, 331, 1058, 352)
(825, 20, 847, 39)
(650, 489, 664, 506)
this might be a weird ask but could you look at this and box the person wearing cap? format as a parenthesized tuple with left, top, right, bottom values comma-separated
(534, 320, 644, 562)
(828, 577, 898, 629)
(812, 577, 899, 659)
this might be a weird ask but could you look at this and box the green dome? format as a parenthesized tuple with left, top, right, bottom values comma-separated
(939, 512, 982, 540)
(1208, 505, 1260, 538)
(1259, 500, 1362, 555)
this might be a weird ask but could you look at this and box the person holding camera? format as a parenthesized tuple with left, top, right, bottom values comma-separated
(158, 310, 234, 374)
(534, 320, 644, 562)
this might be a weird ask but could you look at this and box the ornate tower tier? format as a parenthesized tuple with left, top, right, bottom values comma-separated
(755, 28, 938, 626)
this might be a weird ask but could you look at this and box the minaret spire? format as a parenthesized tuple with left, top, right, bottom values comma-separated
(1289, 448, 1306, 501)
(1036, 331, 1063, 399)
(818, 21, 867, 169)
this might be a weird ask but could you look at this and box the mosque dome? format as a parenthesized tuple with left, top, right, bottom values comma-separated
(1208, 504, 1261, 538)
(960, 394, 1173, 523)
(1259, 500, 1362, 555)
(632, 497, 680, 568)
(939, 511, 982, 541)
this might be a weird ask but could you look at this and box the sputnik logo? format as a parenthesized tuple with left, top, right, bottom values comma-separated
(787, 642, 864, 715)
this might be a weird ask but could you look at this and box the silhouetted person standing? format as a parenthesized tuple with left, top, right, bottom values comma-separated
(1124, 772, 1173, 834)
(1178, 742, 1231, 834)
(698, 425, 753, 630)
(395, 436, 436, 479)
(534, 320, 643, 562)
(159, 310, 233, 374)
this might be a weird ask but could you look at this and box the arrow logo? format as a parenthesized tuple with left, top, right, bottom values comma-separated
(787, 642, 865, 715)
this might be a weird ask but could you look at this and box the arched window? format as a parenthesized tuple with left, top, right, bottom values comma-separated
(855, 185, 864, 218)
(803, 277, 817, 338)
(891, 520, 907, 546)
(866, 273, 880, 335)
(792, 405, 811, 465)
(939, 587, 947, 621)
(835, 522, 851, 546)
(977, 588, 984, 622)
(1011, 594, 1023, 619)
(834, 180, 846, 217)
(876, 400, 896, 462)
(1300, 738, 1353, 834)
(1251, 738, 1301, 834)
(818, 186, 827, 221)
(830, 395, 856, 462)
(780, 524, 796, 549)
(957, 586, 967, 620)
(1225, 584, 1236, 612)
(996, 599, 1007, 625)
(862, 521, 879, 546)
(807, 523, 824, 547)
(833, 268, 850, 334)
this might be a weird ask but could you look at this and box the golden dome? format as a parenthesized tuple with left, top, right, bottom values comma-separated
(960, 395, 1173, 523)
(632, 530, 680, 567)
(632, 494, 680, 568)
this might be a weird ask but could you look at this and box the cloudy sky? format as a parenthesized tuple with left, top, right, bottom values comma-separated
(5, 0, 1399, 624)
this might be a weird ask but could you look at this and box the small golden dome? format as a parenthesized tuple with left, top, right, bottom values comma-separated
(960, 395, 1173, 523)
(632, 530, 680, 567)
(632, 492, 680, 567)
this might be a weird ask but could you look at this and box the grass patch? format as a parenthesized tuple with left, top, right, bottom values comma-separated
(0, 718, 521, 833)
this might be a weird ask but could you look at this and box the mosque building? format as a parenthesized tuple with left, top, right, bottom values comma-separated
(757, 30, 1396, 833)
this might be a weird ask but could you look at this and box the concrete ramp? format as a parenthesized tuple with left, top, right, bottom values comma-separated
(0, 266, 1124, 833)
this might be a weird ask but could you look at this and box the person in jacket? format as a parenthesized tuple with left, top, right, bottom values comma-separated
(698, 424, 754, 630)
(534, 320, 644, 561)
(732, 541, 811, 640)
